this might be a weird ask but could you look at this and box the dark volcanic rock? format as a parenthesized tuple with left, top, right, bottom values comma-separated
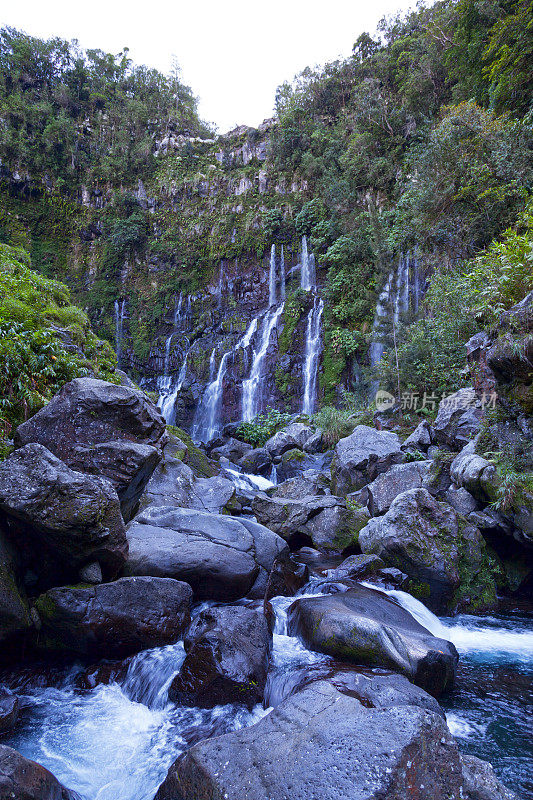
(155, 680, 469, 800)
(433, 388, 483, 451)
(288, 584, 458, 696)
(169, 605, 271, 708)
(264, 423, 314, 457)
(238, 447, 272, 477)
(0, 689, 19, 733)
(0, 744, 76, 799)
(15, 377, 166, 521)
(34, 577, 191, 658)
(0, 531, 31, 650)
(125, 506, 287, 601)
(460, 754, 518, 800)
(359, 460, 432, 516)
(332, 425, 404, 495)
(359, 487, 499, 613)
(0, 444, 127, 586)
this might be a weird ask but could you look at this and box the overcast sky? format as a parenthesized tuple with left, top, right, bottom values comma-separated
(2, 0, 416, 132)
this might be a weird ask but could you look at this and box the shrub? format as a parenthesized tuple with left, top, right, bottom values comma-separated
(236, 408, 292, 448)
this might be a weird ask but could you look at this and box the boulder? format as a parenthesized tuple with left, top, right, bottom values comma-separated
(168, 606, 271, 708)
(0, 444, 127, 586)
(358, 461, 432, 516)
(359, 488, 499, 613)
(238, 447, 272, 477)
(0, 744, 76, 799)
(288, 585, 457, 696)
(155, 680, 470, 800)
(303, 503, 370, 551)
(303, 429, 324, 454)
(332, 425, 404, 495)
(460, 754, 518, 800)
(433, 388, 483, 450)
(209, 437, 252, 462)
(0, 531, 31, 650)
(444, 486, 480, 516)
(252, 493, 368, 551)
(15, 377, 166, 521)
(125, 506, 287, 601)
(450, 442, 498, 502)
(401, 420, 433, 452)
(139, 437, 195, 511)
(0, 689, 19, 733)
(264, 423, 314, 457)
(329, 554, 385, 581)
(34, 577, 192, 658)
(271, 470, 330, 500)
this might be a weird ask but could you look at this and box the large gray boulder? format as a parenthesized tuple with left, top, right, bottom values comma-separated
(34, 576, 192, 658)
(238, 447, 272, 477)
(154, 680, 473, 800)
(332, 425, 404, 494)
(359, 488, 499, 613)
(15, 377, 167, 521)
(433, 388, 483, 450)
(288, 585, 457, 696)
(125, 506, 287, 601)
(0, 444, 127, 586)
(401, 420, 433, 452)
(252, 493, 368, 551)
(460, 754, 517, 800)
(271, 470, 330, 499)
(264, 423, 314, 457)
(0, 744, 76, 799)
(450, 442, 498, 502)
(358, 460, 432, 515)
(169, 605, 271, 709)
(210, 437, 252, 462)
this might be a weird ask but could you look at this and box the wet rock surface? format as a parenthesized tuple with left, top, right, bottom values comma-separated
(0, 744, 76, 799)
(169, 605, 271, 709)
(288, 584, 458, 696)
(34, 577, 192, 658)
(155, 680, 468, 800)
(0, 443, 127, 587)
(332, 425, 404, 494)
(14, 378, 166, 522)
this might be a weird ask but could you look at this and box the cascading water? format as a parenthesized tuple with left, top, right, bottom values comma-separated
(302, 296, 324, 416)
(300, 235, 312, 290)
(269, 244, 277, 307)
(114, 299, 126, 368)
(242, 303, 284, 421)
(2, 572, 530, 798)
(280, 245, 286, 301)
(192, 350, 231, 443)
(368, 271, 394, 368)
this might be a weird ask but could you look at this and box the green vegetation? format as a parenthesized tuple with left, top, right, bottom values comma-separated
(236, 409, 293, 448)
(0, 243, 116, 446)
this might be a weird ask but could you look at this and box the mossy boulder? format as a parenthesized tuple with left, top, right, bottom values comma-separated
(359, 488, 500, 613)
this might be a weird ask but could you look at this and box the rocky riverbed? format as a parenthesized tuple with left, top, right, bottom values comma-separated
(0, 374, 531, 800)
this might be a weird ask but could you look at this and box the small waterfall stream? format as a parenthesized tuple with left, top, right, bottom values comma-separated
(242, 303, 284, 422)
(269, 245, 277, 307)
(302, 296, 324, 416)
(192, 350, 231, 443)
(114, 299, 126, 368)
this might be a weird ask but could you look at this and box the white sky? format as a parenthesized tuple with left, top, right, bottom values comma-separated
(2, 0, 415, 132)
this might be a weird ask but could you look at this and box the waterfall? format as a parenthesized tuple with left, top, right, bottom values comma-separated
(114, 299, 126, 367)
(369, 271, 394, 367)
(280, 245, 286, 300)
(300, 235, 313, 290)
(242, 304, 284, 421)
(208, 347, 217, 381)
(269, 244, 277, 307)
(174, 292, 183, 328)
(302, 297, 324, 416)
(192, 350, 231, 443)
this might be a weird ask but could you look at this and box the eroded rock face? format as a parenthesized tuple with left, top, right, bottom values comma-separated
(238, 447, 272, 477)
(359, 488, 499, 613)
(358, 460, 432, 516)
(401, 420, 433, 453)
(251, 493, 368, 551)
(433, 388, 483, 450)
(125, 506, 287, 601)
(169, 606, 271, 708)
(288, 585, 458, 696)
(0, 744, 76, 799)
(264, 423, 314, 457)
(14, 378, 166, 521)
(0, 444, 127, 587)
(34, 577, 192, 658)
(332, 425, 404, 494)
(155, 680, 468, 800)
(0, 690, 19, 733)
(460, 754, 518, 800)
